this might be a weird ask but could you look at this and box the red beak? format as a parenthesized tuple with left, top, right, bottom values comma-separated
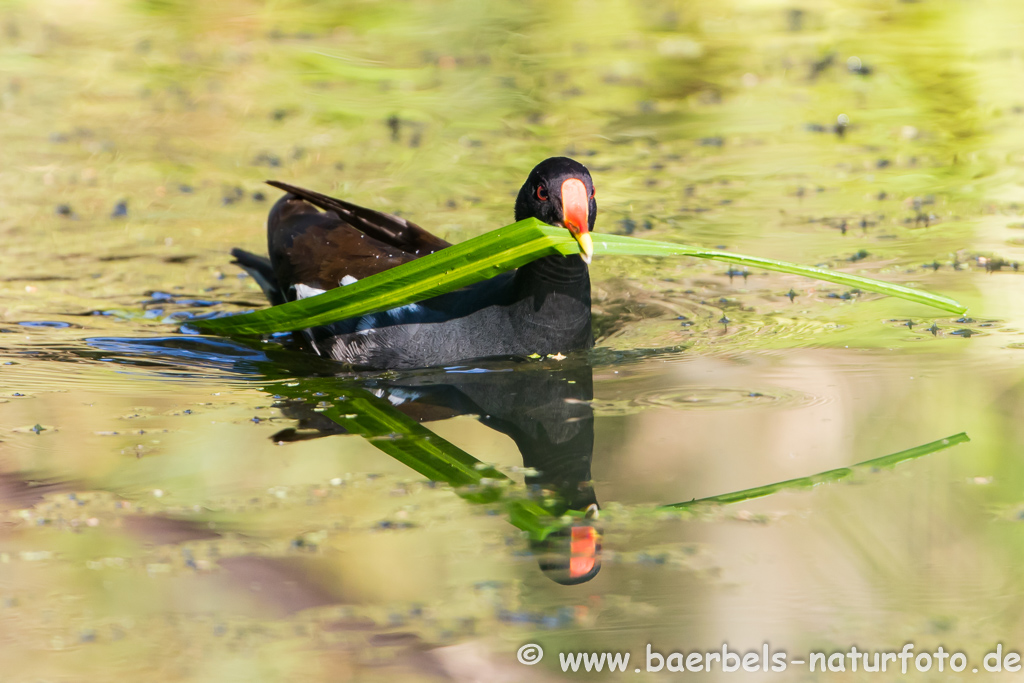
(569, 525, 599, 578)
(560, 178, 593, 263)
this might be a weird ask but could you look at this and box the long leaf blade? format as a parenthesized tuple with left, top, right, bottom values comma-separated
(665, 432, 970, 509)
(198, 219, 571, 335)
(268, 379, 566, 539)
(590, 232, 967, 314)
(195, 219, 965, 336)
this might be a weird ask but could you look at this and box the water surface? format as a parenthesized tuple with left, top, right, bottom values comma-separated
(2, 0, 1024, 680)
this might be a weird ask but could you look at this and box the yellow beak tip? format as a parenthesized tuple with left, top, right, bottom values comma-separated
(575, 232, 594, 264)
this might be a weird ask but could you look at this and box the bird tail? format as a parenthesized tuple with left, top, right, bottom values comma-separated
(230, 248, 286, 306)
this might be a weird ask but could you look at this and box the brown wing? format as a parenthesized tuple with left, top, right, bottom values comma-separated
(266, 180, 451, 256)
(267, 194, 419, 298)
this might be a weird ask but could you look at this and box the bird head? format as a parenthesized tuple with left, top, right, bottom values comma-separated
(515, 157, 597, 264)
(529, 503, 602, 585)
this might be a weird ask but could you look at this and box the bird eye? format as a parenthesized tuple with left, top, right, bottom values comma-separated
(536, 185, 548, 201)
(590, 188, 596, 199)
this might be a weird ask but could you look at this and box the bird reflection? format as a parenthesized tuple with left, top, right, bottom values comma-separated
(274, 356, 602, 585)
(74, 335, 602, 584)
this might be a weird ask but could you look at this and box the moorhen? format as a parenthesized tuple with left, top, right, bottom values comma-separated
(231, 157, 597, 369)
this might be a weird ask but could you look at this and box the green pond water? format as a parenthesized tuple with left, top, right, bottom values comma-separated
(2, 0, 1024, 680)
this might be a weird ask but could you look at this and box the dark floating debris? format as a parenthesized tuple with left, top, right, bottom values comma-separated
(252, 151, 281, 167)
(848, 250, 869, 262)
(951, 329, 973, 338)
(834, 113, 849, 137)
(979, 256, 1018, 272)
(912, 212, 934, 227)
(787, 8, 805, 31)
(55, 204, 73, 216)
(222, 186, 244, 205)
(928, 324, 940, 336)
(787, 289, 797, 302)
(111, 200, 128, 218)
(810, 53, 834, 77)
(846, 56, 873, 76)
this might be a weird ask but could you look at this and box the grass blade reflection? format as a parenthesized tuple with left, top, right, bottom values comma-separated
(267, 379, 569, 540)
(666, 432, 970, 509)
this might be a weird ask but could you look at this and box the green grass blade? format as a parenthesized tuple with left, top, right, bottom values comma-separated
(589, 232, 967, 315)
(269, 380, 505, 487)
(194, 219, 965, 336)
(196, 218, 572, 335)
(268, 379, 566, 539)
(665, 432, 970, 509)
